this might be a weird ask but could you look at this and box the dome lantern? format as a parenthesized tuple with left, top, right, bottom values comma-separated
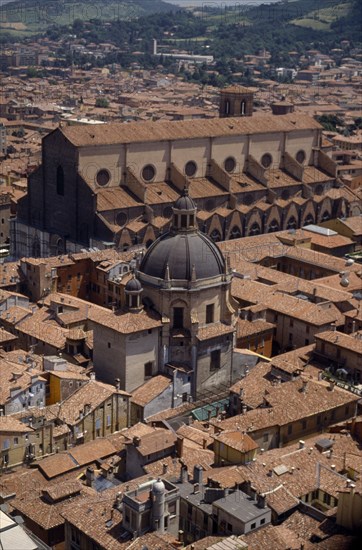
(172, 187, 197, 232)
(125, 276, 143, 310)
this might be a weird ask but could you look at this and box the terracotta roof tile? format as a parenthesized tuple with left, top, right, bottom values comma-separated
(60, 114, 321, 147)
(131, 375, 172, 408)
(197, 322, 235, 341)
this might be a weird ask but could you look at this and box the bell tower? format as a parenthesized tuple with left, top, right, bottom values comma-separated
(219, 85, 256, 118)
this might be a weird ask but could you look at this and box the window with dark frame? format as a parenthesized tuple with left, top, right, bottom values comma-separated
(206, 304, 214, 324)
(56, 165, 64, 196)
(173, 307, 183, 329)
(210, 349, 221, 371)
(144, 361, 153, 378)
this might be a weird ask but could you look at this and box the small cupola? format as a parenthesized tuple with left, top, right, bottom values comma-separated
(125, 276, 143, 310)
(172, 187, 197, 232)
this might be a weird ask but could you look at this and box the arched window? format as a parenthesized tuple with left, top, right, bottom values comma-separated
(249, 222, 261, 236)
(56, 238, 63, 255)
(303, 214, 314, 226)
(241, 100, 246, 116)
(56, 165, 64, 196)
(286, 216, 297, 230)
(225, 99, 230, 115)
(268, 219, 279, 233)
(210, 229, 221, 242)
(32, 239, 40, 257)
(229, 225, 242, 239)
(321, 210, 330, 222)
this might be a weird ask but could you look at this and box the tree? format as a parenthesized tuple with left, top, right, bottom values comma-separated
(95, 98, 110, 108)
(26, 67, 38, 78)
(12, 127, 25, 138)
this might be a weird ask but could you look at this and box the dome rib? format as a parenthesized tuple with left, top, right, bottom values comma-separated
(139, 231, 225, 281)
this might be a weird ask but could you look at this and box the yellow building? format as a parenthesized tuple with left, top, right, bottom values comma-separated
(47, 370, 89, 405)
(213, 430, 258, 466)
(336, 488, 362, 531)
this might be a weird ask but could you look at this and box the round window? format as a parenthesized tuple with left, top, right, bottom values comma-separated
(185, 161, 197, 177)
(315, 184, 323, 196)
(142, 164, 156, 182)
(205, 198, 216, 212)
(224, 157, 236, 173)
(96, 169, 110, 186)
(163, 206, 173, 219)
(243, 194, 254, 206)
(116, 212, 128, 227)
(261, 153, 272, 168)
(296, 150, 306, 164)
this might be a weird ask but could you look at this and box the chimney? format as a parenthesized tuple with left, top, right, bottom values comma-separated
(86, 466, 95, 487)
(250, 487, 257, 501)
(331, 464, 336, 470)
(257, 493, 266, 508)
(299, 440, 305, 449)
(162, 463, 168, 475)
(89, 372, 96, 381)
(202, 438, 207, 449)
(329, 380, 334, 392)
(115, 492, 122, 508)
(133, 436, 141, 447)
(178, 530, 184, 543)
(176, 435, 184, 458)
(242, 404, 247, 415)
(193, 465, 203, 485)
(115, 378, 121, 390)
(180, 463, 188, 484)
(301, 380, 308, 393)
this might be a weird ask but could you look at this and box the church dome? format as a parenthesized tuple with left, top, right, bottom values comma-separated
(125, 276, 142, 292)
(139, 230, 225, 281)
(139, 189, 225, 282)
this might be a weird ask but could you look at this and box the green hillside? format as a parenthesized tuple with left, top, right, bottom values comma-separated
(291, 2, 351, 31)
(0, 0, 175, 36)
